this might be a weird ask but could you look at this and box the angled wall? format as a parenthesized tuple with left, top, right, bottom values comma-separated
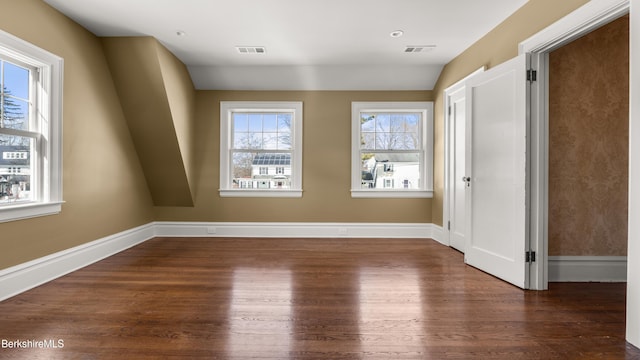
(102, 37, 195, 206)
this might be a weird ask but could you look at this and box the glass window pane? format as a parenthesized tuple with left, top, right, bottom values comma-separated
(361, 114, 376, 132)
(0, 134, 33, 204)
(359, 152, 420, 190)
(2, 98, 29, 130)
(233, 113, 248, 132)
(390, 114, 405, 132)
(376, 114, 390, 132)
(278, 114, 292, 132)
(231, 151, 292, 189)
(263, 114, 277, 131)
(361, 133, 375, 150)
(3, 62, 29, 99)
(263, 132, 278, 150)
(248, 114, 262, 132)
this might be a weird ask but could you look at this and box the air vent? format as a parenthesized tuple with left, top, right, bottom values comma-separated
(236, 46, 266, 54)
(404, 45, 436, 53)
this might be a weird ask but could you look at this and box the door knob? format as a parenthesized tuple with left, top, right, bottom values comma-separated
(462, 176, 471, 182)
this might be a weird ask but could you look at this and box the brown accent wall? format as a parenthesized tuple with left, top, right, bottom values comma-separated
(548, 16, 629, 256)
(432, 0, 589, 226)
(0, 0, 154, 269)
(153, 91, 434, 223)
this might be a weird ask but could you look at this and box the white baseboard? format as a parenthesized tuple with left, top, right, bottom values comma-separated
(549, 256, 628, 282)
(430, 224, 446, 246)
(154, 221, 437, 239)
(0, 223, 156, 302)
(0, 221, 441, 301)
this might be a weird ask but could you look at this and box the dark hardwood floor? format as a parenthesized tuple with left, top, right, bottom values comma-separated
(0, 237, 638, 359)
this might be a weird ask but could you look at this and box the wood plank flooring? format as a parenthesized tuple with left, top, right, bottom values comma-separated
(0, 237, 638, 359)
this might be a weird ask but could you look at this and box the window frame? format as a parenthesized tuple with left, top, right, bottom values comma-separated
(219, 101, 303, 198)
(0, 30, 63, 223)
(351, 101, 433, 198)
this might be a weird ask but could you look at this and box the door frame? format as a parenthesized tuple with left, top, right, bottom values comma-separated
(443, 67, 485, 248)
(519, 0, 629, 290)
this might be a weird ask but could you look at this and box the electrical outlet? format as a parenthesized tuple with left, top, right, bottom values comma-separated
(338, 228, 348, 236)
(207, 226, 217, 234)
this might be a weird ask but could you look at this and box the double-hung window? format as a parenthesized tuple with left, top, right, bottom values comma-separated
(0, 30, 63, 222)
(351, 102, 433, 198)
(219, 101, 302, 197)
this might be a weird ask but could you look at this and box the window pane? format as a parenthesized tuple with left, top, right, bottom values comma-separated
(263, 114, 277, 131)
(361, 112, 422, 151)
(248, 114, 262, 131)
(2, 98, 29, 130)
(233, 112, 294, 151)
(361, 114, 376, 132)
(263, 132, 278, 150)
(3, 61, 29, 99)
(0, 135, 33, 204)
(278, 114, 292, 132)
(359, 152, 420, 190)
(231, 151, 292, 189)
(233, 113, 248, 132)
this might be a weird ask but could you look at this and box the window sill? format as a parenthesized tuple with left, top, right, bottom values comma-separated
(351, 190, 433, 199)
(219, 189, 303, 198)
(0, 201, 64, 223)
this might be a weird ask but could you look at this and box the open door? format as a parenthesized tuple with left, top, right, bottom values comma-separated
(464, 54, 530, 289)
(447, 86, 467, 252)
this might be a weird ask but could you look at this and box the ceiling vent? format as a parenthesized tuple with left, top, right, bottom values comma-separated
(236, 46, 266, 54)
(404, 45, 436, 53)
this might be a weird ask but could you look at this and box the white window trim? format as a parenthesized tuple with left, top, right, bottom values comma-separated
(0, 30, 63, 223)
(351, 101, 433, 199)
(219, 101, 303, 198)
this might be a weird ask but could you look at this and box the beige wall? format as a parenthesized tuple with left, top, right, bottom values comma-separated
(102, 37, 195, 206)
(548, 15, 629, 256)
(0, 0, 154, 269)
(431, 0, 589, 226)
(154, 90, 434, 223)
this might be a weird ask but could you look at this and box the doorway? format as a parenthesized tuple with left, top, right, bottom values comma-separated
(547, 15, 629, 281)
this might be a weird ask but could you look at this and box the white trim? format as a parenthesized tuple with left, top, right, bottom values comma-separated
(548, 256, 628, 282)
(430, 224, 446, 246)
(154, 221, 437, 239)
(0, 29, 64, 222)
(628, 0, 640, 347)
(517, 0, 630, 291)
(0, 201, 63, 223)
(0, 223, 155, 302)
(219, 189, 302, 198)
(520, 0, 629, 54)
(350, 189, 433, 198)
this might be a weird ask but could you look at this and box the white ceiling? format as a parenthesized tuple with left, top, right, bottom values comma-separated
(43, 0, 528, 90)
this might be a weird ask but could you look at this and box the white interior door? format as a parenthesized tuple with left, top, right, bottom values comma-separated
(448, 87, 467, 252)
(464, 54, 529, 289)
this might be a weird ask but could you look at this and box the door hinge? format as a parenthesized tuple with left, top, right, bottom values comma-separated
(448, 221, 451, 231)
(448, 106, 452, 116)
(527, 69, 537, 82)
(525, 251, 536, 263)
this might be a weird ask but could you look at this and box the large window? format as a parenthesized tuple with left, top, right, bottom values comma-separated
(351, 102, 433, 198)
(0, 30, 63, 222)
(219, 101, 302, 197)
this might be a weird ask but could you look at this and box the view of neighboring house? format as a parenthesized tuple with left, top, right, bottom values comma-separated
(361, 153, 420, 190)
(0, 145, 30, 201)
(235, 153, 291, 189)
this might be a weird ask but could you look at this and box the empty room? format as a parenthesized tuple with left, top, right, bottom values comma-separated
(0, 0, 639, 358)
